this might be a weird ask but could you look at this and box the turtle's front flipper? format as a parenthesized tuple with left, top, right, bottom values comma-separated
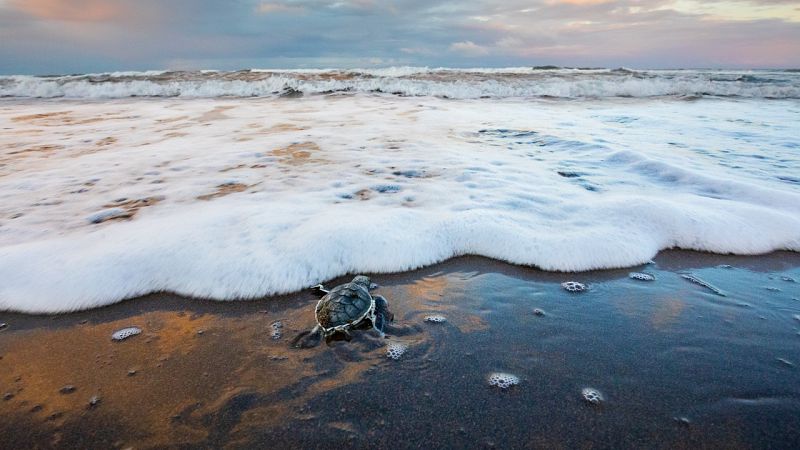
(292, 325, 322, 348)
(311, 284, 329, 298)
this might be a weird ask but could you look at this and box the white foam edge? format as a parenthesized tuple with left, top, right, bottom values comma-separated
(1, 189, 799, 313)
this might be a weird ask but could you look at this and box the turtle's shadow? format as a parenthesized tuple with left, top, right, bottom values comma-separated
(292, 321, 423, 352)
(325, 321, 421, 344)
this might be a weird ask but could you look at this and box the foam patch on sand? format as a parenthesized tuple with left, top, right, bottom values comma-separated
(0, 95, 799, 312)
(582, 387, 604, 404)
(488, 372, 520, 389)
(386, 342, 408, 360)
(424, 315, 447, 323)
(111, 327, 141, 341)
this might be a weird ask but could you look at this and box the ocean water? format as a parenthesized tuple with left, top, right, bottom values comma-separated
(2, 67, 800, 99)
(0, 68, 799, 313)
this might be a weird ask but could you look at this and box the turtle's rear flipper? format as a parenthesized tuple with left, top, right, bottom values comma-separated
(373, 294, 394, 329)
(373, 313, 386, 337)
(292, 327, 322, 348)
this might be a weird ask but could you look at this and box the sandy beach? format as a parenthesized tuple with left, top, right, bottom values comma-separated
(3, 0, 800, 446)
(1, 251, 799, 448)
(1, 68, 799, 449)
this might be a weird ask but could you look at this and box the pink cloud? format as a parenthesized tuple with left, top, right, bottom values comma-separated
(10, 0, 128, 22)
(255, 2, 306, 14)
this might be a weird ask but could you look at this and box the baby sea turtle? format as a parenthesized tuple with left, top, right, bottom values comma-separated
(292, 275, 393, 348)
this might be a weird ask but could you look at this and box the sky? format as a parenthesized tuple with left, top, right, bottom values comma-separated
(1, 0, 799, 74)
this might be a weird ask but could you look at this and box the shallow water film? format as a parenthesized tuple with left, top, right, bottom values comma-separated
(1, 252, 799, 448)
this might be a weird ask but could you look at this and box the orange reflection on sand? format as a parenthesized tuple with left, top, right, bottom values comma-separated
(649, 298, 687, 330)
(0, 311, 229, 446)
(398, 274, 488, 333)
(405, 276, 449, 302)
(0, 305, 396, 448)
(611, 291, 688, 331)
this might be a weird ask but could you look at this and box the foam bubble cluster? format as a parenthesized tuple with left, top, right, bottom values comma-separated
(629, 272, 656, 281)
(562, 281, 587, 293)
(111, 327, 141, 341)
(488, 372, 520, 389)
(386, 342, 408, 360)
(582, 387, 604, 404)
(270, 321, 283, 340)
(674, 416, 691, 426)
(681, 274, 727, 297)
(424, 315, 447, 323)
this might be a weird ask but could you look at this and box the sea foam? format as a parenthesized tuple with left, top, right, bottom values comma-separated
(0, 94, 798, 313)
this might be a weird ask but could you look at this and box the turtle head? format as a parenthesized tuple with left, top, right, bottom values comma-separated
(351, 275, 376, 290)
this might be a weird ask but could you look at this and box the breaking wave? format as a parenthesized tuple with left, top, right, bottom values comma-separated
(0, 82, 798, 313)
(1, 67, 799, 99)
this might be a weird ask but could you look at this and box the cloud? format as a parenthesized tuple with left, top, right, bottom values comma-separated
(10, 0, 128, 22)
(449, 40, 489, 56)
(546, 0, 613, 4)
(1, 0, 799, 73)
(495, 36, 524, 48)
(665, 0, 800, 22)
(400, 47, 434, 55)
(255, 2, 306, 14)
(327, 0, 376, 10)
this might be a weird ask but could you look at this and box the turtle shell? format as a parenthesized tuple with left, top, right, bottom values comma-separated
(315, 282, 374, 332)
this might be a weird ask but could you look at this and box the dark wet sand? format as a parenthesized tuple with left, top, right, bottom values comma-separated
(1, 250, 800, 449)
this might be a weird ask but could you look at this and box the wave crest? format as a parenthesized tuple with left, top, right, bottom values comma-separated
(2, 68, 799, 99)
